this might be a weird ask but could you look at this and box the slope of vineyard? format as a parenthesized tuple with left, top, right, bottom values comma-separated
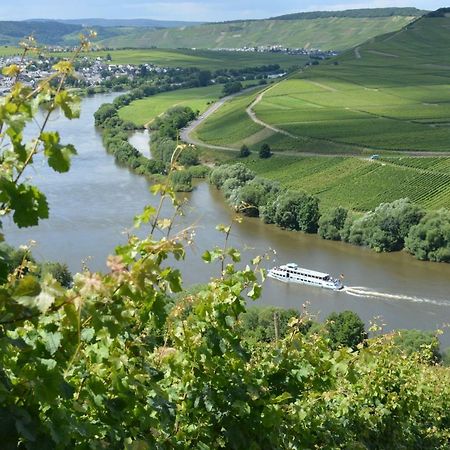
(252, 11, 450, 154)
(99, 13, 417, 51)
(240, 155, 450, 211)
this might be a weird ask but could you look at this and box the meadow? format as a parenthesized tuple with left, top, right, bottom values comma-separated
(251, 15, 450, 154)
(0, 46, 24, 56)
(65, 48, 307, 70)
(239, 155, 450, 212)
(118, 84, 224, 126)
(192, 90, 264, 147)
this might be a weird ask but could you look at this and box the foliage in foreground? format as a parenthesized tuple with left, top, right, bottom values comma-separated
(2, 42, 450, 450)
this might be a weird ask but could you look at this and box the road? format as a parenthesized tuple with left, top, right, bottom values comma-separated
(180, 86, 261, 151)
(181, 81, 450, 158)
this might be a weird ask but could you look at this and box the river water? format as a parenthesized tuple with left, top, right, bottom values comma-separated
(5, 93, 450, 344)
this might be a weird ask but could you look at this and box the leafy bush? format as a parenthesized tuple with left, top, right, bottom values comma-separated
(209, 163, 255, 189)
(344, 198, 424, 252)
(170, 170, 193, 192)
(325, 311, 367, 350)
(239, 144, 251, 158)
(318, 206, 348, 240)
(393, 329, 441, 363)
(259, 143, 272, 159)
(273, 190, 320, 232)
(235, 177, 280, 217)
(405, 209, 450, 262)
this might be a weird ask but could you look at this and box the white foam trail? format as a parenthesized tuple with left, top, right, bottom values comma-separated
(343, 286, 449, 307)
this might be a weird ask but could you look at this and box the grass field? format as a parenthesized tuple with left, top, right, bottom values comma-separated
(192, 89, 265, 148)
(98, 16, 416, 52)
(251, 14, 450, 154)
(0, 46, 23, 57)
(56, 48, 308, 70)
(119, 84, 224, 126)
(239, 155, 450, 212)
(0, 47, 308, 70)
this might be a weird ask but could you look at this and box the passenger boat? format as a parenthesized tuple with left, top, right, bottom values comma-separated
(268, 263, 344, 291)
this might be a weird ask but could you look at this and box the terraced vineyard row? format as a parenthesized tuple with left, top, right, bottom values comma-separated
(240, 156, 450, 211)
(249, 15, 450, 154)
(380, 157, 450, 173)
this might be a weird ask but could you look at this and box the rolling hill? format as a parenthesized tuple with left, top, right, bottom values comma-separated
(97, 8, 422, 51)
(248, 9, 450, 153)
(192, 9, 450, 211)
(0, 8, 423, 50)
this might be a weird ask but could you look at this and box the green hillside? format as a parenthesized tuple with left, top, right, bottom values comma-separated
(71, 48, 307, 69)
(193, 10, 450, 212)
(251, 11, 450, 153)
(119, 84, 223, 126)
(238, 155, 450, 212)
(99, 12, 418, 51)
(0, 20, 81, 45)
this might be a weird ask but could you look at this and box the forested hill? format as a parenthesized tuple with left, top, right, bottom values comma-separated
(271, 7, 427, 20)
(0, 21, 81, 45)
(98, 10, 421, 51)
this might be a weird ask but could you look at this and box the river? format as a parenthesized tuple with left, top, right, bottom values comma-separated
(5, 93, 450, 344)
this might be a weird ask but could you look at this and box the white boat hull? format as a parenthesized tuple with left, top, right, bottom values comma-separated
(268, 268, 344, 291)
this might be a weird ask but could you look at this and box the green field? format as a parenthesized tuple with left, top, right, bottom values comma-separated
(193, 89, 264, 148)
(251, 14, 450, 154)
(57, 48, 308, 70)
(239, 155, 450, 212)
(99, 16, 416, 52)
(0, 46, 23, 56)
(119, 85, 224, 126)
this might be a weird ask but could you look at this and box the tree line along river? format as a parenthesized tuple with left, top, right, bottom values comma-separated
(5, 93, 450, 344)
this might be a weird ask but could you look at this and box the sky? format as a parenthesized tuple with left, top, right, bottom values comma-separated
(2, 0, 448, 22)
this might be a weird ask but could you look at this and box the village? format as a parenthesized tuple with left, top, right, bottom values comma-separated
(0, 54, 167, 94)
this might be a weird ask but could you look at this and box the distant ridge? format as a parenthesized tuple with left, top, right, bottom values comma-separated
(270, 7, 428, 20)
(0, 21, 81, 45)
(97, 8, 423, 51)
(53, 18, 203, 28)
(0, 8, 426, 50)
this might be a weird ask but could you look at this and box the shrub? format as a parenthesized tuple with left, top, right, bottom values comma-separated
(259, 143, 272, 159)
(239, 144, 251, 158)
(318, 206, 348, 240)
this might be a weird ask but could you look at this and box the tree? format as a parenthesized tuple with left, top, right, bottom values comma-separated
(197, 70, 212, 87)
(259, 143, 272, 159)
(405, 209, 450, 262)
(222, 81, 243, 96)
(235, 177, 280, 217)
(239, 144, 251, 158)
(325, 311, 367, 350)
(170, 170, 193, 192)
(209, 163, 255, 189)
(273, 190, 320, 232)
(393, 329, 441, 363)
(318, 207, 348, 240)
(345, 198, 424, 252)
(40, 262, 73, 288)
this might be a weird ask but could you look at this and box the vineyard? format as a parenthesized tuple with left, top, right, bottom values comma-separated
(240, 155, 450, 211)
(193, 90, 264, 147)
(248, 15, 450, 154)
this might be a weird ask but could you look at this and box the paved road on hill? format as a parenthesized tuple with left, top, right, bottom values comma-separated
(180, 86, 260, 151)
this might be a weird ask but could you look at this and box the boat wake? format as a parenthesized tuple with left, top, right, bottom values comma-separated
(343, 286, 449, 307)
